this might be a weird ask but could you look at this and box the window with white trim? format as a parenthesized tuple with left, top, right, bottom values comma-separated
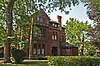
(37, 44, 41, 54)
(52, 32, 58, 40)
(42, 44, 45, 54)
(33, 44, 37, 54)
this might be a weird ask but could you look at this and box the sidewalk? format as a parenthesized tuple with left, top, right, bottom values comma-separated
(23, 60, 48, 62)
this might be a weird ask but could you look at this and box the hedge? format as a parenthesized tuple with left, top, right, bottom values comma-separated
(47, 56, 100, 66)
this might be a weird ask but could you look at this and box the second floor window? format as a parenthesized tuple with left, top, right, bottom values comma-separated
(60, 35, 64, 42)
(52, 32, 57, 40)
(40, 28, 46, 37)
(43, 29, 46, 37)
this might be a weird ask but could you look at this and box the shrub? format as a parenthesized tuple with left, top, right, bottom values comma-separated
(89, 50, 95, 56)
(11, 49, 26, 63)
(47, 56, 100, 66)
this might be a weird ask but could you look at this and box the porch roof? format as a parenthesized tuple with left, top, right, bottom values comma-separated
(60, 42, 78, 48)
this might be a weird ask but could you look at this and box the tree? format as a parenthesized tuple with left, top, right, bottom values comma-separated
(4, 0, 15, 63)
(0, 0, 79, 63)
(0, 20, 6, 45)
(87, 24, 100, 51)
(82, 0, 100, 41)
(64, 18, 90, 55)
(82, 0, 100, 23)
(82, 0, 100, 53)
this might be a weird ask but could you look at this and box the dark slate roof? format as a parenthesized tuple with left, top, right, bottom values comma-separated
(60, 42, 78, 48)
(49, 20, 59, 24)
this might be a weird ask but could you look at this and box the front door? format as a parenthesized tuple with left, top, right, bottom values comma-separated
(52, 47, 57, 56)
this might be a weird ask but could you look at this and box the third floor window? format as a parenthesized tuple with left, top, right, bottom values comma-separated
(52, 23, 58, 28)
(36, 17, 43, 22)
(36, 17, 48, 24)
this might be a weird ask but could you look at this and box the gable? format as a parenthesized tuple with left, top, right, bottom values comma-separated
(39, 9, 50, 21)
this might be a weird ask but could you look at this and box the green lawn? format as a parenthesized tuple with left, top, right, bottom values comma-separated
(0, 60, 49, 66)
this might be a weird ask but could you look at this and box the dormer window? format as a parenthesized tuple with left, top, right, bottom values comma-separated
(52, 23, 55, 27)
(52, 23, 58, 28)
(55, 24, 57, 27)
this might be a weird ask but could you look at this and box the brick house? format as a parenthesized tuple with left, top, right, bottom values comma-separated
(28, 10, 78, 57)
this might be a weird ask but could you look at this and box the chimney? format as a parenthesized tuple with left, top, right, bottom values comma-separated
(57, 15, 62, 26)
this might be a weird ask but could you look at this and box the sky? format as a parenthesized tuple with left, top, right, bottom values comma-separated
(47, 3, 94, 26)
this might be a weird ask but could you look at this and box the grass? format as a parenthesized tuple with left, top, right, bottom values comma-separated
(0, 60, 49, 66)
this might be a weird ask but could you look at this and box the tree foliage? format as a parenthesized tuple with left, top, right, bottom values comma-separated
(87, 24, 100, 50)
(64, 18, 90, 46)
(64, 18, 96, 55)
(82, 0, 100, 23)
(82, 0, 100, 51)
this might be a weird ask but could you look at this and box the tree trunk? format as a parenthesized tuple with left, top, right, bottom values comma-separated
(4, 0, 15, 63)
(80, 34, 84, 56)
(29, 18, 33, 59)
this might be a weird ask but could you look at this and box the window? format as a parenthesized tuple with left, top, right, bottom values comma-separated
(52, 32, 57, 40)
(42, 44, 45, 54)
(52, 23, 58, 28)
(37, 44, 41, 54)
(33, 44, 45, 55)
(52, 23, 55, 27)
(55, 32, 57, 40)
(40, 28, 46, 37)
(36, 17, 43, 22)
(37, 17, 40, 21)
(40, 18, 43, 22)
(66, 48, 71, 55)
(55, 24, 57, 27)
(33, 44, 37, 54)
(60, 35, 64, 42)
(52, 32, 55, 40)
(46, 21, 49, 24)
(43, 29, 46, 37)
